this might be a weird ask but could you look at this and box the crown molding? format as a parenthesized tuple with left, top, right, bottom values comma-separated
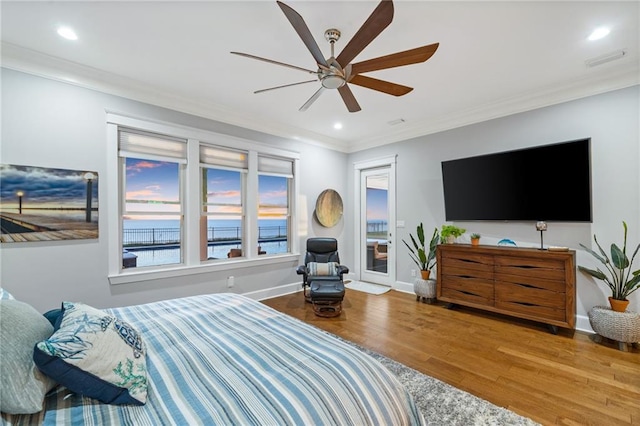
(346, 63, 639, 153)
(0, 42, 349, 153)
(3, 42, 637, 155)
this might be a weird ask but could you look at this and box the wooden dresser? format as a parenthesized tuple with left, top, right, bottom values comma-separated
(436, 244, 576, 332)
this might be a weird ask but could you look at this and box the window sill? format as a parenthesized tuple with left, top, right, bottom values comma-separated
(108, 253, 300, 285)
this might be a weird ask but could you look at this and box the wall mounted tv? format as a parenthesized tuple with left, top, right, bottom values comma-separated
(441, 138, 592, 222)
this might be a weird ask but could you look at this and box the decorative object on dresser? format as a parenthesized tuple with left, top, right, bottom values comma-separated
(437, 244, 576, 334)
(402, 223, 439, 280)
(578, 221, 640, 312)
(440, 225, 465, 244)
(470, 233, 481, 246)
(535, 221, 547, 250)
(588, 306, 640, 352)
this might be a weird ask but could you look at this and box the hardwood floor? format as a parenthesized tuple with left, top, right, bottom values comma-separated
(262, 289, 640, 426)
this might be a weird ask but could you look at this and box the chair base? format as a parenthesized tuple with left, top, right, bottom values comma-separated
(312, 300, 342, 317)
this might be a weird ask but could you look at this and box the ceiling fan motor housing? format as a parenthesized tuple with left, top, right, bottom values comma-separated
(320, 74, 345, 89)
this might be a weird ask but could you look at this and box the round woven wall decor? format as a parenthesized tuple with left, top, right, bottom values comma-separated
(315, 189, 343, 228)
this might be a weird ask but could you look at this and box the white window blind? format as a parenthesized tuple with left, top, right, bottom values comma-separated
(200, 145, 248, 170)
(119, 129, 187, 163)
(258, 155, 293, 177)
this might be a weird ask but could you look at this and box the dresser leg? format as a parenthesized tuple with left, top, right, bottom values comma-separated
(547, 324, 558, 335)
(445, 303, 457, 310)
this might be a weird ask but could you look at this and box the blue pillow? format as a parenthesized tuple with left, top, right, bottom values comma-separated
(43, 309, 62, 327)
(34, 301, 147, 405)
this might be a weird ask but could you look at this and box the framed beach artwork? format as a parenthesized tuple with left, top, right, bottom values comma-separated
(0, 164, 98, 243)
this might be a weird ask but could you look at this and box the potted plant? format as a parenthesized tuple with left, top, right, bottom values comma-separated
(578, 221, 640, 312)
(470, 233, 481, 246)
(441, 225, 466, 244)
(403, 223, 439, 280)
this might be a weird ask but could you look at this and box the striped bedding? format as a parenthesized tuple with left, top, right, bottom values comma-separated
(3, 293, 424, 425)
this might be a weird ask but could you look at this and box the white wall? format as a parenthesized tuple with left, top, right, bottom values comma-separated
(348, 85, 640, 327)
(0, 69, 350, 312)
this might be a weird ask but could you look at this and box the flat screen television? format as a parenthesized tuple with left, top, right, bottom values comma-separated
(441, 139, 592, 222)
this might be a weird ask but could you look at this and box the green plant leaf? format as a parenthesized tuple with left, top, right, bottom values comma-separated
(417, 223, 425, 247)
(578, 243, 608, 265)
(577, 265, 607, 281)
(611, 243, 629, 269)
(592, 235, 611, 265)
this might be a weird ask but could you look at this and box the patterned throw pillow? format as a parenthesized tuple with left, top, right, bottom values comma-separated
(308, 261, 340, 276)
(33, 302, 147, 405)
(0, 287, 16, 300)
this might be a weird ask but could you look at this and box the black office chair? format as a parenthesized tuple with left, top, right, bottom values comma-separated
(297, 238, 349, 317)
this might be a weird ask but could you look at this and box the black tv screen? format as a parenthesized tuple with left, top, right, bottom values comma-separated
(441, 139, 592, 222)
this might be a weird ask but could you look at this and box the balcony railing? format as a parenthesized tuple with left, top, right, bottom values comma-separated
(123, 225, 287, 248)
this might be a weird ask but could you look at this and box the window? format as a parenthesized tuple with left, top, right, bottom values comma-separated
(200, 145, 247, 260)
(107, 114, 299, 284)
(258, 155, 293, 255)
(119, 130, 186, 269)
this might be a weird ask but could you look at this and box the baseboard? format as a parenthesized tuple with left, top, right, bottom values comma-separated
(244, 282, 301, 301)
(575, 314, 593, 334)
(394, 280, 415, 294)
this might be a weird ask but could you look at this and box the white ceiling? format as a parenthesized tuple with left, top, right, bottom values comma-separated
(2, 1, 638, 152)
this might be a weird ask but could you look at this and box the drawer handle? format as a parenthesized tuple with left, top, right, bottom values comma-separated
(517, 283, 538, 289)
(460, 290, 478, 296)
(513, 301, 537, 307)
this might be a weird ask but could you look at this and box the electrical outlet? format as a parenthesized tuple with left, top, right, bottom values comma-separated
(411, 269, 416, 277)
(227, 276, 234, 288)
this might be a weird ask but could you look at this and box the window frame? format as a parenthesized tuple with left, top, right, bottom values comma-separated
(106, 113, 300, 285)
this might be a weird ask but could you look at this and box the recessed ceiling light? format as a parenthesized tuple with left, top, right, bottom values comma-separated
(57, 26, 78, 41)
(588, 27, 610, 41)
(333, 122, 343, 130)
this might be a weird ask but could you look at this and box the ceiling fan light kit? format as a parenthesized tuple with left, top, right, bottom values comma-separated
(231, 0, 439, 113)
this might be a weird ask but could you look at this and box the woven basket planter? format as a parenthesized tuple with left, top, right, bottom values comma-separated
(414, 278, 436, 303)
(588, 306, 640, 345)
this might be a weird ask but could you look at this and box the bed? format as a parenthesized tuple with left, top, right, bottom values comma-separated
(1, 292, 424, 425)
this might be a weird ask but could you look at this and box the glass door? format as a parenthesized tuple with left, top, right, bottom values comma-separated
(360, 167, 394, 286)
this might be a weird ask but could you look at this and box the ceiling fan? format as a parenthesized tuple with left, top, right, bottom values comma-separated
(231, 0, 439, 113)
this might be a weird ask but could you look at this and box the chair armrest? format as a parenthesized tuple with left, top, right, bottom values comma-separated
(296, 265, 307, 275)
(338, 265, 349, 275)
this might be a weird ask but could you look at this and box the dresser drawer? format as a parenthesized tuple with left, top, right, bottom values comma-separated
(441, 255, 494, 279)
(495, 282, 565, 321)
(493, 272, 566, 293)
(495, 256, 566, 281)
(441, 276, 494, 306)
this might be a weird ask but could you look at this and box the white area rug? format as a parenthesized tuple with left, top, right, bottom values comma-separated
(345, 280, 391, 295)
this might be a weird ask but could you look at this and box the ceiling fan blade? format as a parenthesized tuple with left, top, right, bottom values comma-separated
(350, 43, 440, 75)
(299, 87, 325, 111)
(335, 0, 394, 67)
(277, 1, 329, 67)
(338, 85, 362, 112)
(254, 80, 318, 94)
(349, 74, 412, 96)
(231, 52, 318, 75)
